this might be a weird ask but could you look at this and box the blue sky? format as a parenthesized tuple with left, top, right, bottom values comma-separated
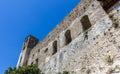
(0, 0, 80, 73)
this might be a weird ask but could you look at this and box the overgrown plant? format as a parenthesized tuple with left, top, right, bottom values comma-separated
(83, 29, 89, 40)
(86, 69, 91, 74)
(57, 71, 70, 74)
(104, 55, 113, 64)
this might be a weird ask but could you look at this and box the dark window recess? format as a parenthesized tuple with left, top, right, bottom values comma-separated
(52, 41, 57, 55)
(36, 58, 39, 65)
(65, 30, 72, 45)
(38, 49, 40, 52)
(44, 48, 48, 53)
(20, 57, 22, 63)
(81, 15, 91, 31)
(27, 36, 38, 49)
(23, 46, 25, 50)
(98, 0, 119, 12)
(32, 54, 34, 59)
(83, 7, 86, 12)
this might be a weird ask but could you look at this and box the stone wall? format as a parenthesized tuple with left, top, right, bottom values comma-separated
(17, 0, 120, 74)
(41, 8, 120, 74)
(35, 0, 95, 49)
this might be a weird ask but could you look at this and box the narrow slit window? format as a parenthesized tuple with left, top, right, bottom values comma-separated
(20, 57, 22, 63)
(36, 58, 39, 65)
(44, 48, 48, 53)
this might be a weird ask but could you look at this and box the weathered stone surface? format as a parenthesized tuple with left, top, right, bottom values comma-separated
(17, 0, 120, 74)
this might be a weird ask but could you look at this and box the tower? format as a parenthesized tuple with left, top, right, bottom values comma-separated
(17, 35, 39, 67)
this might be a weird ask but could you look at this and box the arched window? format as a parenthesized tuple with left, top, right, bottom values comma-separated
(52, 40, 57, 55)
(65, 30, 72, 45)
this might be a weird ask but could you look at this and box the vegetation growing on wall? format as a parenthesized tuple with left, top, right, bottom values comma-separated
(83, 29, 88, 40)
(104, 55, 114, 64)
(57, 71, 70, 74)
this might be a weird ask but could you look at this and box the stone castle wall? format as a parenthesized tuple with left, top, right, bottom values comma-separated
(40, 6, 120, 74)
(17, 0, 120, 74)
(37, 0, 94, 49)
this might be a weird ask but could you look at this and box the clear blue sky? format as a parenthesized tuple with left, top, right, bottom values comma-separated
(0, 0, 80, 74)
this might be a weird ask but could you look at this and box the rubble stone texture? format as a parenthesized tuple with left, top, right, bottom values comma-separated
(17, 0, 120, 74)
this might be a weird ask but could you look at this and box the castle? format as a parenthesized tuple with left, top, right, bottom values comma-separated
(17, 0, 120, 74)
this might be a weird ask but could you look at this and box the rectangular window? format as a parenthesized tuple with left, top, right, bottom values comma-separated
(81, 15, 91, 31)
(98, 0, 119, 12)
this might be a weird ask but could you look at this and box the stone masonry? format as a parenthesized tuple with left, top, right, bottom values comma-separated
(17, 0, 120, 74)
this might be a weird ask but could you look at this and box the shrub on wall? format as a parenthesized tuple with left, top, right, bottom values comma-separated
(57, 71, 70, 74)
(83, 29, 88, 40)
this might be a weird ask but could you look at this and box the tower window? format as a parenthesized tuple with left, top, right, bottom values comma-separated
(20, 57, 22, 63)
(35, 58, 39, 65)
(32, 54, 34, 59)
(23, 46, 25, 50)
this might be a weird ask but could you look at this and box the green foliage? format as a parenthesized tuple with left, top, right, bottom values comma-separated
(57, 72, 62, 74)
(83, 29, 88, 40)
(57, 71, 70, 74)
(63, 71, 70, 74)
(104, 55, 113, 64)
(4, 64, 44, 74)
